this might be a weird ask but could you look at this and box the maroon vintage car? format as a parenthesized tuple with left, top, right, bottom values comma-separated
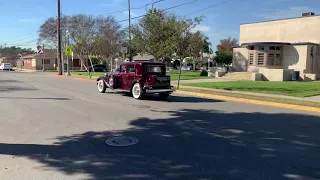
(96, 61, 174, 99)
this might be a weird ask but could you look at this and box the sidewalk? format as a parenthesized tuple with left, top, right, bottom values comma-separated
(13, 68, 39, 73)
(178, 85, 320, 103)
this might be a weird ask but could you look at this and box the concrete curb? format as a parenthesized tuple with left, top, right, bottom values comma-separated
(176, 90, 320, 113)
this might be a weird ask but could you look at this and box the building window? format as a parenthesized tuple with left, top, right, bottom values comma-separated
(249, 53, 254, 65)
(258, 46, 265, 50)
(257, 53, 264, 65)
(42, 59, 50, 64)
(275, 54, 281, 65)
(268, 54, 275, 65)
(269, 46, 281, 51)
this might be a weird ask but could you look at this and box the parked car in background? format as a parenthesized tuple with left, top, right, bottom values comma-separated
(88, 64, 107, 72)
(96, 61, 174, 100)
(0, 63, 12, 70)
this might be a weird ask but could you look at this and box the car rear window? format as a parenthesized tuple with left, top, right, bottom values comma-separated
(145, 64, 165, 75)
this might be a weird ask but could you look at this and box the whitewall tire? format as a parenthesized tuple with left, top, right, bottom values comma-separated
(97, 80, 106, 93)
(132, 83, 143, 99)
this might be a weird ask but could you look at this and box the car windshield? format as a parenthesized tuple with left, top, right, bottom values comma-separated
(145, 64, 165, 75)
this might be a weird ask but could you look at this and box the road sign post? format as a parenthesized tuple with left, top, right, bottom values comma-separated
(65, 46, 72, 76)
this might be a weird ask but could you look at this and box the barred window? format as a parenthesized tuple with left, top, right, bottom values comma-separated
(257, 53, 264, 65)
(249, 53, 254, 65)
(268, 54, 275, 65)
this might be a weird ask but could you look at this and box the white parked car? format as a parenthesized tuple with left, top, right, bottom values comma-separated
(0, 63, 12, 70)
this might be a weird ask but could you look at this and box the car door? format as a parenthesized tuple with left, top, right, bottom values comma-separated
(119, 65, 128, 89)
(126, 65, 136, 90)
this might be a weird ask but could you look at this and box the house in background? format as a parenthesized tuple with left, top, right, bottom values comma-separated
(233, 12, 320, 81)
(21, 49, 90, 70)
(133, 54, 155, 61)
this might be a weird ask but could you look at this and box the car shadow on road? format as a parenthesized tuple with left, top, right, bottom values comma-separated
(0, 109, 320, 180)
(118, 93, 224, 103)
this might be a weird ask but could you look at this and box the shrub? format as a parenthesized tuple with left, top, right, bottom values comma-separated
(200, 70, 208, 76)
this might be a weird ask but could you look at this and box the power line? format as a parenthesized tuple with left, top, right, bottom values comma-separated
(99, 0, 166, 16)
(184, 0, 236, 16)
(115, 0, 199, 23)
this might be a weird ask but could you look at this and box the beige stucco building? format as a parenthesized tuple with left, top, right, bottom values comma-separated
(233, 13, 320, 81)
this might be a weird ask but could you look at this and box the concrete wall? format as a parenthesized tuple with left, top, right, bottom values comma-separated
(259, 69, 293, 81)
(282, 45, 308, 76)
(240, 15, 320, 44)
(232, 48, 248, 71)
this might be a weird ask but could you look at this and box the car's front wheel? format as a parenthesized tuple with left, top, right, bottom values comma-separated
(132, 83, 143, 99)
(97, 80, 106, 93)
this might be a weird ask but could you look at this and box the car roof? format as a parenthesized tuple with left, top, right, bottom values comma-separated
(121, 61, 164, 66)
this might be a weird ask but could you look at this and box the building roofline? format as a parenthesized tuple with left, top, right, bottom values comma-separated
(241, 42, 320, 47)
(240, 14, 320, 25)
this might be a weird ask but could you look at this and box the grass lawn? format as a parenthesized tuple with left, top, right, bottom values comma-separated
(72, 71, 214, 81)
(167, 71, 213, 80)
(185, 81, 320, 97)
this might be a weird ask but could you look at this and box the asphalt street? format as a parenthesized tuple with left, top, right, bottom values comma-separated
(0, 71, 320, 180)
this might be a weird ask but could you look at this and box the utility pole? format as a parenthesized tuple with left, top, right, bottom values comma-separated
(42, 44, 45, 71)
(66, 30, 70, 76)
(57, 0, 62, 75)
(128, 0, 131, 61)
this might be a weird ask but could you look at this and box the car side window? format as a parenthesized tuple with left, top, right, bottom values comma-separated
(128, 65, 135, 73)
(120, 65, 126, 72)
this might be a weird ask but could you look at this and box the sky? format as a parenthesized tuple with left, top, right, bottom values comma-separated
(0, 0, 319, 52)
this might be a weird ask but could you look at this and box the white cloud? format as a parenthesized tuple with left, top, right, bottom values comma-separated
(258, 6, 319, 20)
(19, 19, 37, 23)
(191, 25, 211, 33)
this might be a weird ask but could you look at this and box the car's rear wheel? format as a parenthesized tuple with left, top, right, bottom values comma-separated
(159, 93, 170, 99)
(97, 80, 106, 93)
(132, 83, 143, 99)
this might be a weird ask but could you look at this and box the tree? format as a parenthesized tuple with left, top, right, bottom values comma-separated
(95, 16, 123, 70)
(38, 14, 123, 72)
(68, 14, 98, 72)
(38, 16, 69, 48)
(217, 37, 238, 52)
(203, 36, 213, 54)
(187, 31, 204, 70)
(214, 51, 233, 66)
(130, 9, 202, 61)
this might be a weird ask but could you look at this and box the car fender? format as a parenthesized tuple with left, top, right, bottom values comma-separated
(96, 76, 107, 84)
(130, 78, 143, 92)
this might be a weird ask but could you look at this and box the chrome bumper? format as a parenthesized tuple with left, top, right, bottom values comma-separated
(145, 89, 174, 93)
(144, 86, 174, 93)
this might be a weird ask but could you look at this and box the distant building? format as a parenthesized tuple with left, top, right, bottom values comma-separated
(133, 54, 155, 61)
(233, 12, 320, 81)
(21, 49, 90, 70)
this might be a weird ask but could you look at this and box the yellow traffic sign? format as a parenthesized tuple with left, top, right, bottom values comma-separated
(65, 46, 73, 56)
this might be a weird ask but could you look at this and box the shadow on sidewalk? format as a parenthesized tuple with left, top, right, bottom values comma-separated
(0, 109, 320, 179)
